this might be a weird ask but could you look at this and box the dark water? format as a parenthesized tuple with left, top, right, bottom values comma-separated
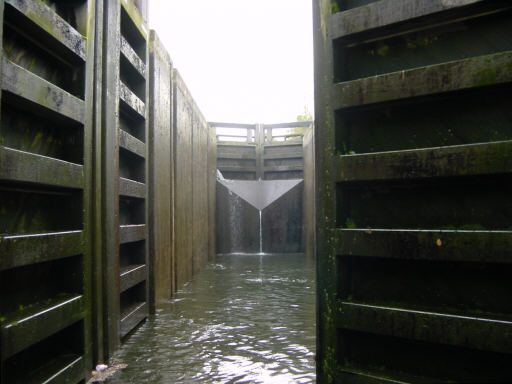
(108, 254, 316, 383)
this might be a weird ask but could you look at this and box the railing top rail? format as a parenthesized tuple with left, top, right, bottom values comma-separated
(209, 122, 257, 129)
(264, 121, 313, 128)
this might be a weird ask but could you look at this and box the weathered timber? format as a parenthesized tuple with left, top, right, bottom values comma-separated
(263, 165, 304, 173)
(331, 0, 498, 40)
(120, 0, 148, 40)
(209, 122, 256, 129)
(119, 301, 147, 339)
(0, 146, 84, 189)
(264, 142, 303, 147)
(119, 81, 146, 118)
(192, 108, 209, 274)
(333, 229, 512, 264)
(337, 302, 512, 353)
(265, 121, 313, 128)
(120, 264, 147, 292)
(333, 51, 512, 109)
(264, 152, 302, 160)
(214, 122, 310, 180)
(215, 182, 260, 254)
(121, 35, 146, 78)
(14, 355, 85, 384)
(5, 0, 86, 61)
(303, 123, 315, 259)
(119, 129, 146, 158)
(119, 177, 146, 199)
(316, 0, 512, 380)
(1, 295, 85, 358)
(335, 141, 512, 182)
(103, 0, 149, 352)
(1, 58, 85, 123)
(0, 0, 94, 381)
(0, 230, 83, 271)
(148, 30, 172, 307)
(173, 69, 195, 287)
(101, 0, 122, 358)
(217, 165, 258, 174)
(217, 152, 257, 160)
(119, 224, 146, 244)
(262, 181, 304, 253)
(207, 125, 217, 262)
(336, 368, 435, 384)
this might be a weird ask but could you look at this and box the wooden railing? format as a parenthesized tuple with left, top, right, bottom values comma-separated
(211, 121, 313, 180)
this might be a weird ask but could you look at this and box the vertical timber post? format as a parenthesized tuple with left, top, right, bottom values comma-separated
(148, 30, 173, 311)
(315, 0, 512, 382)
(0, 0, 96, 381)
(256, 123, 264, 179)
(103, 0, 149, 355)
(313, 0, 337, 380)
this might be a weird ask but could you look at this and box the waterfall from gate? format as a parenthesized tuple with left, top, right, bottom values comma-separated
(217, 170, 303, 254)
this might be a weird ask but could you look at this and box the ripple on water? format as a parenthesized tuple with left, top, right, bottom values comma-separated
(106, 254, 316, 383)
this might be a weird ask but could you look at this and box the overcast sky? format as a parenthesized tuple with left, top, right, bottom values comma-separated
(148, 0, 314, 124)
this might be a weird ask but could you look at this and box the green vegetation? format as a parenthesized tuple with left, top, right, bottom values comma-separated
(345, 218, 356, 229)
(296, 106, 313, 122)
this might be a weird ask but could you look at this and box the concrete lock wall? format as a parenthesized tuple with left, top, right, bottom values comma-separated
(0, 1, 215, 382)
(315, 0, 512, 382)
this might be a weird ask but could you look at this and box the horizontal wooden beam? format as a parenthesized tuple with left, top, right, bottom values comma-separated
(217, 166, 257, 173)
(121, 35, 146, 78)
(217, 141, 256, 147)
(0, 230, 83, 271)
(1, 295, 85, 358)
(120, 81, 146, 118)
(263, 142, 302, 147)
(332, 229, 512, 264)
(216, 152, 256, 160)
(337, 302, 512, 354)
(5, 0, 86, 61)
(337, 368, 427, 384)
(121, 0, 148, 39)
(331, 0, 488, 40)
(120, 264, 147, 292)
(264, 121, 312, 128)
(2, 58, 85, 123)
(333, 51, 512, 110)
(119, 129, 146, 158)
(120, 301, 147, 338)
(0, 146, 84, 189)
(334, 141, 512, 182)
(119, 177, 146, 199)
(264, 151, 303, 160)
(264, 165, 303, 173)
(20, 355, 84, 384)
(119, 224, 146, 244)
(209, 122, 256, 129)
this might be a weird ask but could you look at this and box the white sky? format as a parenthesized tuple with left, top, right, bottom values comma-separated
(148, 0, 314, 124)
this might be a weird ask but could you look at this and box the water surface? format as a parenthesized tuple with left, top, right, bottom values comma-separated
(107, 253, 316, 383)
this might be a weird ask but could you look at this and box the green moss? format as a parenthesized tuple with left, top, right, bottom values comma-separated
(475, 66, 498, 87)
(376, 45, 389, 57)
(459, 224, 486, 231)
(345, 218, 356, 229)
(330, 1, 340, 14)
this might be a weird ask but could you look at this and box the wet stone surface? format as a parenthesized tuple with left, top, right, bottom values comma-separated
(107, 254, 316, 383)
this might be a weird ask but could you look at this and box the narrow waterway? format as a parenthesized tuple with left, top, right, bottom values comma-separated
(107, 254, 316, 383)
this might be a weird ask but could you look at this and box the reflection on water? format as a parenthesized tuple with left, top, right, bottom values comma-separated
(107, 254, 316, 383)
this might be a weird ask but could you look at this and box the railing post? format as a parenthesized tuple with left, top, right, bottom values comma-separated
(256, 123, 264, 180)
